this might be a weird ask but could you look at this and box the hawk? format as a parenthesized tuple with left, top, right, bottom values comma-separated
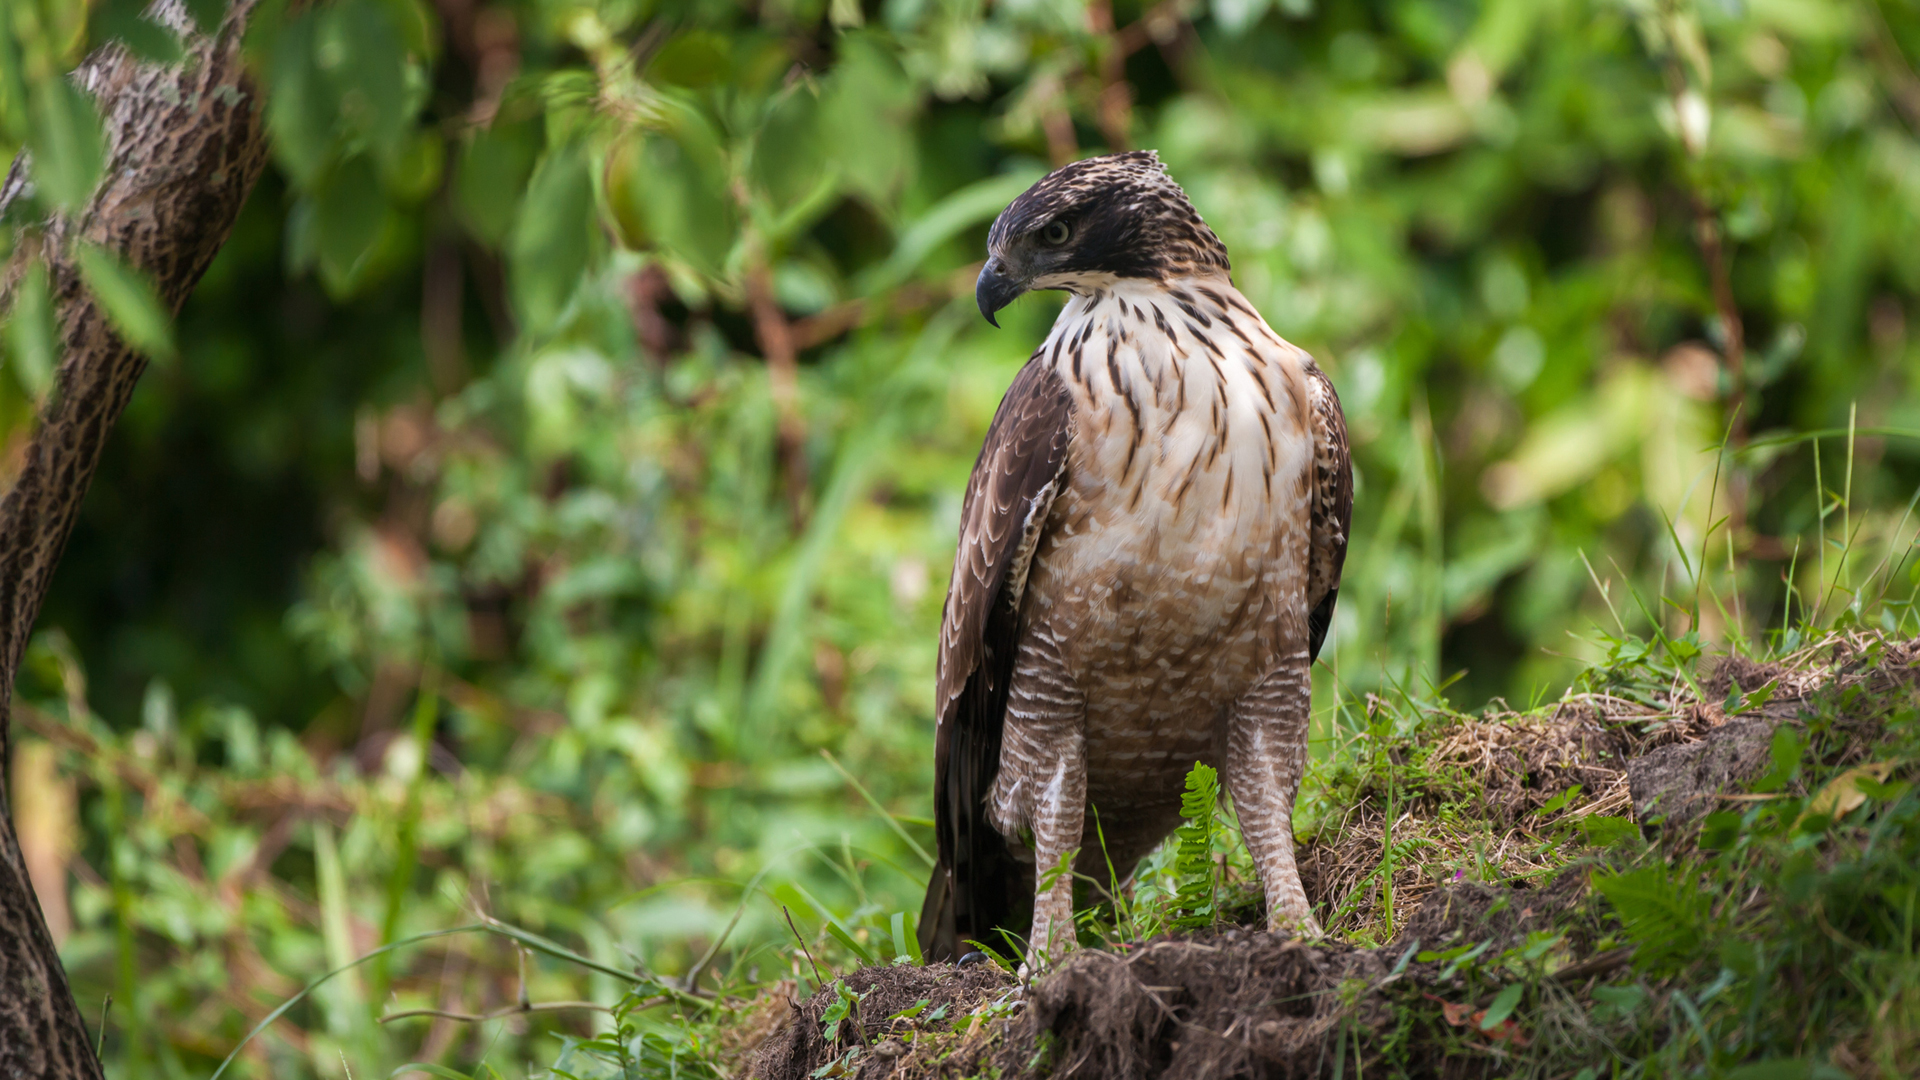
(916, 151, 1352, 963)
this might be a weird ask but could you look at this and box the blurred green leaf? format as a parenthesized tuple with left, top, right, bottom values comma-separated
(322, 0, 411, 164)
(74, 243, 175, 360)
(860, 168, 1044, 293)
(1478, 983, 1524, 1030)
(647, 31, 733, 88)
(310, 156, 393, 294)
(26, 76, 106, 212)
(4, 256, 55, 398)
(509, 140, 594, 333)
(264, 10, 336, 186)
(89, 0, 186, 65)
(455, 121, 537, 245)
(184, 0, 230, 34)
(379, 128, 444, 204)
(753, 82, 829, 211)
(604, 107, 736, 274)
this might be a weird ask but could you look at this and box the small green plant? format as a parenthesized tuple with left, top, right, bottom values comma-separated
(1590, 867, 1711, 975)
(819, 981, 869, 1045)
(1173, 762, 1220, 930)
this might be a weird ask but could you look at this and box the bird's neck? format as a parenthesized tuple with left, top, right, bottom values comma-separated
(1054, 273, 1239, 322)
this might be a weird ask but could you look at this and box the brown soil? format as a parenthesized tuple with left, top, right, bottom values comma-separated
(751, 961, 1016, 1080)
(751, 876, 1598, 1080)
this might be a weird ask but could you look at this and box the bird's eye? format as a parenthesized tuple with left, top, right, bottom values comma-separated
(1041, 220, 1072, 246)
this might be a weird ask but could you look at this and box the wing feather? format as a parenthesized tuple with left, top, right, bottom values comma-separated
(918, 359, 1074, 961)
(1304, 362, 1352, 661)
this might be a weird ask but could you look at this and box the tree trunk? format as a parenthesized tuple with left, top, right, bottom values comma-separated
(0, 2, 268, 1074)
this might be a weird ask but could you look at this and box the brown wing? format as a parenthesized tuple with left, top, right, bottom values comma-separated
(1304, 361, 1352, 661)
(917, 359, 1074, 962)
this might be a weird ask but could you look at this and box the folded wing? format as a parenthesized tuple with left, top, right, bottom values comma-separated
(1303, 363, 1352, 662)
(918, 360, 1075, 962)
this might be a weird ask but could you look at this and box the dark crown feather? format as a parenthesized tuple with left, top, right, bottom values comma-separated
(986, 150, 1231, 280)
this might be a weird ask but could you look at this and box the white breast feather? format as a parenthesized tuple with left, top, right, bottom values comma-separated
(1033, 278, 1316, 630)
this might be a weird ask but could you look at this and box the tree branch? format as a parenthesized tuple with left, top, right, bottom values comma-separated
(0, 3, 270, 1075)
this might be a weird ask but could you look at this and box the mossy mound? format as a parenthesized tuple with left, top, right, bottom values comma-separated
(739, 631, 1920, 1078)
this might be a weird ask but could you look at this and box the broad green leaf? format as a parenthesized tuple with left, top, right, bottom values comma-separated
(753, 82, 830, 211)
(74, 243, 175, 360)
(647, 31, 732, 88)
(891, 911, 919, 963)
(509, 140, 594, 333)
(183, 0, 230, 33)
(604, 104, 735, 274)
(322, 0, 411, 163)
(1754, 724, 1805, 793)
(27, 77, 106, 212)
(817, 35, 916, 204)
(4, 256, 55, 398)
(265, 11, 336, 186)
(380, 128, 444, 203)
(456, 122, 537, 246)
(89, 0, 185, 65)
(311, 157, 392, 294)
(1699, 810, 1744, 850)
(1478, 982, 1523, 1029)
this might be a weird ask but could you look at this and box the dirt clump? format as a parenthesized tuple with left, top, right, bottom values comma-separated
(992, 932, 1389, 1080)
(1628, 716, 1778, 831)
(1296, 701, 1632, 939)
(1698, 654, 1786, 703)
(751, 960, 1014, 1080)
(1627, 635, 1920, 834)
(754, 878, 1603, 1080)
(1424, 705, 1634, 826)
(1396, 873, 1594, 957)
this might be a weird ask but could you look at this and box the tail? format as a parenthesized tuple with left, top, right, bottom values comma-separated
(917, 832, 1030, 964)
(917, 862, 958, 962)
(917, 713, 1031, 963)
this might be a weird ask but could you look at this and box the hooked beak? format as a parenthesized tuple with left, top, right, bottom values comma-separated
(975, 260, 1025, 328)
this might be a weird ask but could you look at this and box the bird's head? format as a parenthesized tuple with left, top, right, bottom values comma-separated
(975, 150, 1230, 327)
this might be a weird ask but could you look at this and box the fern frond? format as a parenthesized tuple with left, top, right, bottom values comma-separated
(1174, 762, 1220, 929)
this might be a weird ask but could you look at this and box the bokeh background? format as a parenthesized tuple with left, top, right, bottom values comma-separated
(5, 0, 1920, 1074)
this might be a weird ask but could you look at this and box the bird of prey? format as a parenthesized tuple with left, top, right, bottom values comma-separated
(916, 151, 1351, 964)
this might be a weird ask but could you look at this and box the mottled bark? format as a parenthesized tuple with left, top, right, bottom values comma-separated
(0, 2, 269, 1075)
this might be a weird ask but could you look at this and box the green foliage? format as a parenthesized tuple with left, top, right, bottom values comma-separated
(74, 243, 175, 361)
(5, 0, 1920, 1075)
(26, 75, 104, 212)
(536, 988, 723, 1080)
(818, 980, 866, 1044)
(1590, 866, 1710, 976)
